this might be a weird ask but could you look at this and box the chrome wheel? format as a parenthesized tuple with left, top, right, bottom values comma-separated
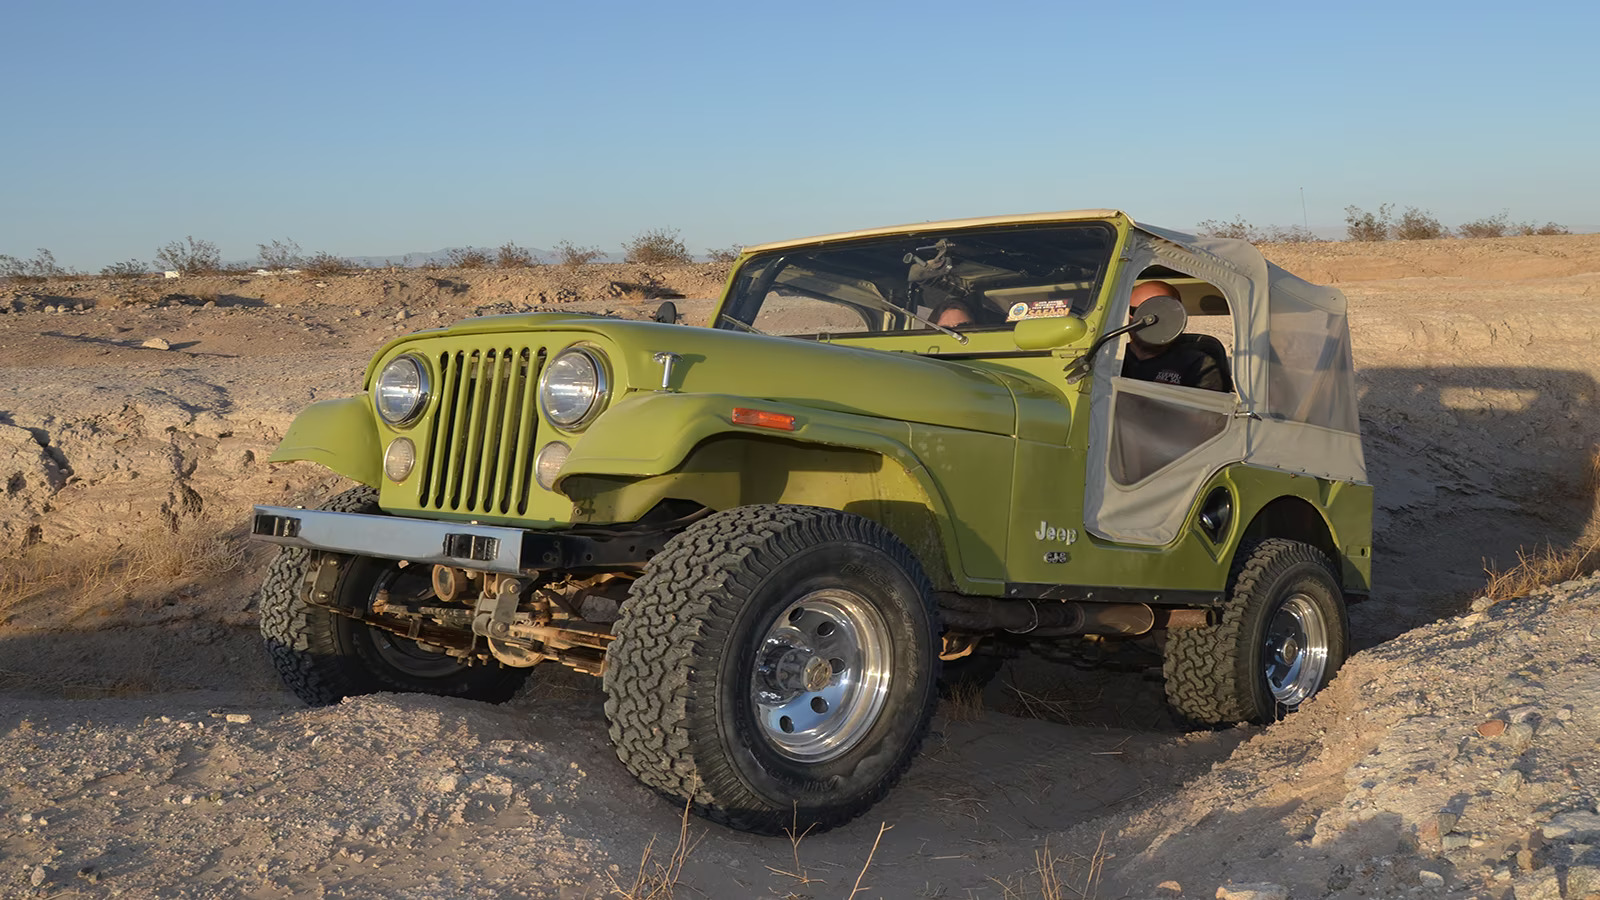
(1263, 593, 1329, 707)
(751, 589, 891, 763)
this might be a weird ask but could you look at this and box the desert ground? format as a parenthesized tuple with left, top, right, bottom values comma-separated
(2, 235, 1600, 898)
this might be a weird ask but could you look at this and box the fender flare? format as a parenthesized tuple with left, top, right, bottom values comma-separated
(267, 395, 381, 487)
(557, 391, 970, 583)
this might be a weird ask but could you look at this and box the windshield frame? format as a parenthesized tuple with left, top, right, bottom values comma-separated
(716, 221, 1119, 347)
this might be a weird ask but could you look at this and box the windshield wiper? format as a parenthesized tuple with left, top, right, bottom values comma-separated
(850, 293, 968, 345)
(717, 313, 767, 335)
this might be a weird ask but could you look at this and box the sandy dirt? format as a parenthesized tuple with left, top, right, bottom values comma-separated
(1, 236, 1599, 898)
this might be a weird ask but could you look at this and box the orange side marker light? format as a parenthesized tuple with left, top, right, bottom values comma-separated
(731, 408, 796, 431)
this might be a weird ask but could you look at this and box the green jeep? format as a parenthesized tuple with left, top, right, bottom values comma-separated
(251, 210, 1372, 833)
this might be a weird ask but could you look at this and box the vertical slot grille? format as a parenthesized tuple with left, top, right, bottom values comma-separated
(418, 345, 545, 515)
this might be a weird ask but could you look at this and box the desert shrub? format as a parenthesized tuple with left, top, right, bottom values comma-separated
(154, 236, 221, 275)
(445, 247, 492, 269)
(553, 240, 603, 267)
(1457, 212, 1510, 239)
(301, 251, 353, 276)
(1, 249, 71, 281)
(1393, 207, 1448, 241)
(706, 244, 744, 263)
(257, 238, 304, 270)
(1259, 224, 1322, 243)
(1518, 221, 1571, 236)
(1195, 216, 1257, 240)
(496, 242, 537, 268)
(622, 227, 693, 265)
(100, 259, 147, 279)
(1344, 204, 1393, 241)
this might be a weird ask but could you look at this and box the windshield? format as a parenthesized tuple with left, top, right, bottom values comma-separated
(719, 222, 1117, 340)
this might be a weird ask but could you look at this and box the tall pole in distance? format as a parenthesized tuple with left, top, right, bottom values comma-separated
(1301, 187, 1309, 230)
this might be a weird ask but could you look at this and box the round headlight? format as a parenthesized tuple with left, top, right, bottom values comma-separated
(375, 355, 429, 425)
(534, 441, 570, 491)
(539, 347, 608, 429)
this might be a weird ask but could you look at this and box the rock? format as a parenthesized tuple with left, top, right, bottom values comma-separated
(1442, 833, 1471, 851)
(225, 713, 251, 724)
(1505, 705, 1540, 723)
(30, 865, 47, 887)
(1419, 869, 1445, 887)
(1543, 811, 1600, 840)
(1215, 884, 1287, 900)
(436, 774, 460, 793)
(395, 309, 409, 320)
(1477, 719, 1507, 737)
(141, 337, 171, 350)
(1513, 873, 1562, 900)
(1507, 721, 1536, 748)
(1157, 881, 1182, 896)
(1568, 866, 1600, 897)
(1495, 770, 1525, 794)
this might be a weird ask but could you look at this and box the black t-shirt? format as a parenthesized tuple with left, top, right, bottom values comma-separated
(1121, 341, 1227, 391)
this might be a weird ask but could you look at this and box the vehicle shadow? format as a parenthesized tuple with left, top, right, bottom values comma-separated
(1355, 365, 1600, 645)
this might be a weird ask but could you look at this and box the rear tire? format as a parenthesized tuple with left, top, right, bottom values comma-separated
(603, 505, 939, 834)
(257, 487, 526, 706)
(1162, 538, 1347, 726)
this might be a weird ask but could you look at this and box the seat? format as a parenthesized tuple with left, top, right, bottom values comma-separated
(1172, 333, 1234, 392)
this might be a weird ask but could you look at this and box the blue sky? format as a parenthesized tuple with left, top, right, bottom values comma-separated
(3, 0, 1595, 270)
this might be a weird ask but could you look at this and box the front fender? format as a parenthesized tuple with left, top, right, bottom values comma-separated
(558, 390, 989, 589)
(557, 391, 927, 486)
(268, 395, 381, 487)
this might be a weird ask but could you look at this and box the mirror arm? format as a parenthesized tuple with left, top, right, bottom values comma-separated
(1064, 315, 1155, 384)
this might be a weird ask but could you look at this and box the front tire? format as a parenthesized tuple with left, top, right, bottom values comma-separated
(257, 486, 526, 706)
(603, 505, 940, 834)
(1163, 538, 1347, 726)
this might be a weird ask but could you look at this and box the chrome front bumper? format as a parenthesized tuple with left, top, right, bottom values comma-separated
(251, 505, 525, 573)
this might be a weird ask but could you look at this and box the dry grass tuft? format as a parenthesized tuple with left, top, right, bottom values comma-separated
(1481, 532, 1600, 604)
(846, 822, 892, 899)
(608, 800, 703, 899)
(941, 682, 988, 723)
(1003, 683, 1102, 726)
(989, 833, 1110, 900)
(0, 519, 248, 627)
(765, 806, 825, 890)
(1584, 445, 1600, 498)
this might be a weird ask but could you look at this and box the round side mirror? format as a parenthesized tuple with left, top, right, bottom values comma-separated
(653, 300, 679, 324)
(1130, 295, 1187, 345)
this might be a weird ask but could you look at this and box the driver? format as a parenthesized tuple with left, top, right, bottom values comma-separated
(931, 299, 977, 329)
(1121, 281, 1227, 391)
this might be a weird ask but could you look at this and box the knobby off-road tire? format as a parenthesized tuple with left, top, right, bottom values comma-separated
(257, 486, 525, 706)
(1163, 538, 1348, 726)
(603, 505, 940, 834)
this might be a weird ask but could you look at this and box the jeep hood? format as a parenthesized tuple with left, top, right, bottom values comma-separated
(381, 313, 1019, 436)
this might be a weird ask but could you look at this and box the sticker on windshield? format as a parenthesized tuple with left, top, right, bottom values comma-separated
(1006, 299, 1077, 322)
